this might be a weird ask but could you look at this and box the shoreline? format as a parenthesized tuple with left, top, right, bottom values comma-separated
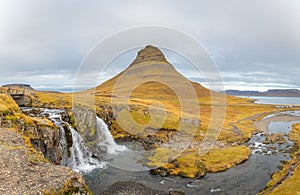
(255, 115, 300, 133)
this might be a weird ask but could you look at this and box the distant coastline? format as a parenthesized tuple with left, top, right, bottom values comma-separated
(224, 89, 300, 97)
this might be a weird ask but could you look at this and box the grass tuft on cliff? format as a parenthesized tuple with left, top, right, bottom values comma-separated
(0, 94, 20, 114)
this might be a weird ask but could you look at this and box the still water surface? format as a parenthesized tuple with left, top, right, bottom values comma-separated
(239, 96, 300, 105)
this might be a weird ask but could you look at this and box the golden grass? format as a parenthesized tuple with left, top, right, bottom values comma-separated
(0, 94, 19, 114)
(148, 147, 179, 168)
(148, 148, 205, 178)
(201, 146, 251, 172)
(32, 91, 72, 109)
(148, 146, 251, 178)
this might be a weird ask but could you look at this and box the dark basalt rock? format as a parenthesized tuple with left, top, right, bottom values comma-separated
(27, 124, 62, 164)
(10, 94, 32, 107)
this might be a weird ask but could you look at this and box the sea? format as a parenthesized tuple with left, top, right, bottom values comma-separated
(239, 96, 300, 105)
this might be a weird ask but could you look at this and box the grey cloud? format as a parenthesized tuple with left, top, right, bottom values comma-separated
(0, 0, 299, 91)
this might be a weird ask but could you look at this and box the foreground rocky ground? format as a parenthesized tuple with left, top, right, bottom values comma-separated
(0, 128, 90, 194)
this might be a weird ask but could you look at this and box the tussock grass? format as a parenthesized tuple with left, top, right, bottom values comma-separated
(32, 91, 72, 109)
(0, 94, 19, 114)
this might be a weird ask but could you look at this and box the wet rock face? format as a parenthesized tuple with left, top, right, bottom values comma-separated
(72, 106, 98, 153)
(98, 104, 115, 127)
(63, 123, 73, 157)
(29, 124, 62, 164)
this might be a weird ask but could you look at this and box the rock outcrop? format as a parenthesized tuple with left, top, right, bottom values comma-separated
(29, 124, 62, 164)
(1, 84, 33, 107)
(2, 83, 35, 91)
(10, 94, 32, 107)
(131, 45, 170, 65)
(1, 113, 63, 164)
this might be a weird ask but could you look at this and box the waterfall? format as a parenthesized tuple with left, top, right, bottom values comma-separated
(41, 109, 69, 165)
(40, 108, 126, 173)
(67, 123, 106, 172)
(96, 117, 127, 154)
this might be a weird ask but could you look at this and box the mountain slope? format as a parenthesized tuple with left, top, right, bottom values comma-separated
(92, 45, 221, 136)
(95, 45, 211, 100)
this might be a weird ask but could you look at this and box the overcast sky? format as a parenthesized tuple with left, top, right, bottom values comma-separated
(0, 0, 299, 92)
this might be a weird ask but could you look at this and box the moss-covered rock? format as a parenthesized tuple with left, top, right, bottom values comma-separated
(263, 133, 285, 144)
(148, 146, 251, 179)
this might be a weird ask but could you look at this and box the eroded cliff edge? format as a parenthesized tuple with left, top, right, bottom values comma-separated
(0, 93, 91, 194)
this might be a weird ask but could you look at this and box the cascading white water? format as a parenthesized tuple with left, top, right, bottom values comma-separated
(96, 117, 127, 154)
(40, 109, 69, 165)
(67, 123, 107, 172)
(39, 108, 126, 173)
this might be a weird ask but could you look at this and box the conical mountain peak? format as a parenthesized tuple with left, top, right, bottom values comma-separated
(96, 45, 211, 100)
(131, 45, 169, 64)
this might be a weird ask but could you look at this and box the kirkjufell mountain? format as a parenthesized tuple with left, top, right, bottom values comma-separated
(95, 45, 212, 101)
